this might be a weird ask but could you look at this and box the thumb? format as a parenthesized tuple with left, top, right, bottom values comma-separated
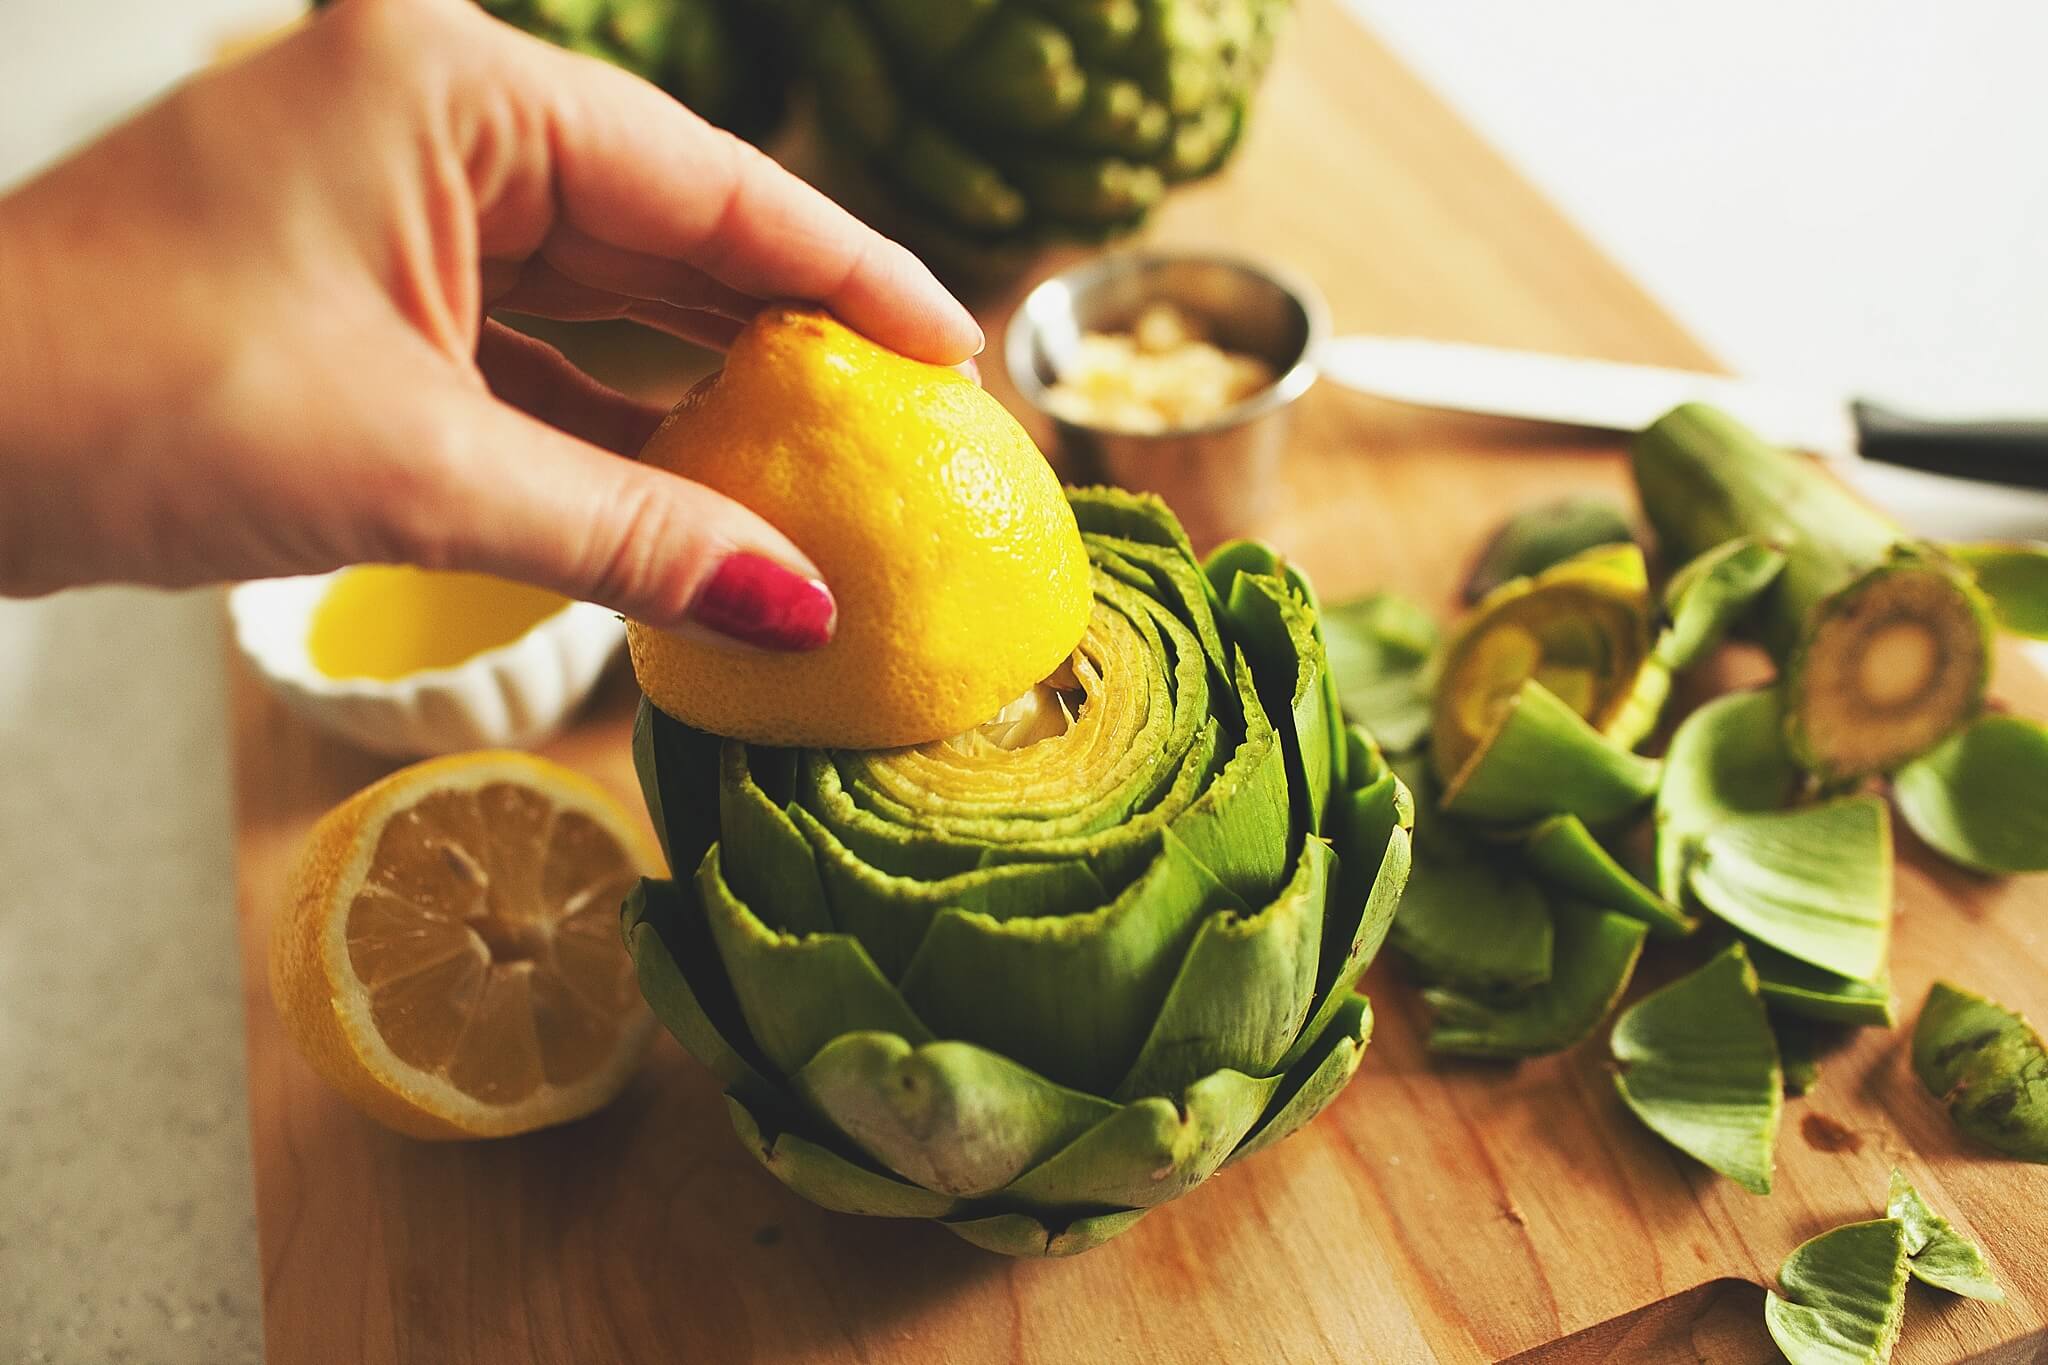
(415, 388, 836, 649)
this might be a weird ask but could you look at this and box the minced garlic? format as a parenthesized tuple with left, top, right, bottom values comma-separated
(1044, 303, 1277, 434)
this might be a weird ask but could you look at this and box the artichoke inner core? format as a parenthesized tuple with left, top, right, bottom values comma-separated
(945, 655, 1088, 755)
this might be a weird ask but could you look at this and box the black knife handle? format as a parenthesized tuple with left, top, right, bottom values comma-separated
(1853, 400, 2048, 492)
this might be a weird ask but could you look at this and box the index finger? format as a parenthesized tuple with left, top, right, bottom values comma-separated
(471, 17, 983, 365)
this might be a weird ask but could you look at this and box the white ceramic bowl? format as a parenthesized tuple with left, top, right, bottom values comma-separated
(227, 573, 626, 758)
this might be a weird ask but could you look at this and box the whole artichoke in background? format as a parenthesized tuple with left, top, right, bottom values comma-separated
(625, 490, 1411, 1256)
(474, 0, 788, 138)
(793, 0, 1290, 243)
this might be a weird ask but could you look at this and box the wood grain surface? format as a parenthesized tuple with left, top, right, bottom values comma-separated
(230, 3, 2048, 1360)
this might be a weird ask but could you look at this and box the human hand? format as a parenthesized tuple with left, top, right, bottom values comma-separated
(0, 0, 982, 647)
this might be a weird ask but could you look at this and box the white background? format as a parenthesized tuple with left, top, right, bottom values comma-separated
(3, 2, 2045, 1359)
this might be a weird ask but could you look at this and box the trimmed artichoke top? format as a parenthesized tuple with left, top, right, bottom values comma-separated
(625, 488, 1412, 1256)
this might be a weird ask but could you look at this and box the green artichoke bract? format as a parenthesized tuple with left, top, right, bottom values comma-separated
(791, 0, 1289, 247)
(1764, 1218, 1909, 1365)
(1886, 1169, 2004, 1302)
(1461, 495, 1636, 603)
(623, 490, 1412, 1256)
(1911, 980, 2048, 1163)
(454, 0, 790, 136)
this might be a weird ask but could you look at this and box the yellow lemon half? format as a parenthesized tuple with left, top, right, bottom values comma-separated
(628, 307, 1093, 750)
(271, 752, 662, 1139)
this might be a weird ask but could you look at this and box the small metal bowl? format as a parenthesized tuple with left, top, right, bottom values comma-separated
(1006, 251, 1328, 548)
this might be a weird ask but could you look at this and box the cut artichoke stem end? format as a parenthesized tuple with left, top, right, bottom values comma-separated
(1790, 567, 1988, 778)
(946, 654, 1087, 754)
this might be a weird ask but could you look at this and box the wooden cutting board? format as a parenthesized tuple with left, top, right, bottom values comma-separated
(229, 3, 2048, 1359)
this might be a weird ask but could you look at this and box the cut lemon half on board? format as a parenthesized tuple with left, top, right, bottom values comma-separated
(272, 752, 662, 1139)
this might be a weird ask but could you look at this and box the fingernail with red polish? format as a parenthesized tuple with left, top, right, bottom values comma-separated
(689, 553, 836, 651)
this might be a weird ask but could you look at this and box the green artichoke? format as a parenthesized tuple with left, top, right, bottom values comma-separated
(473, 0, 787, 138)
(624, 489, 1412, 1256)
(790, 0, 1290, 244)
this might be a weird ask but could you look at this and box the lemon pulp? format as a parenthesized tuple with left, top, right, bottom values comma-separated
(307, 567, 569, 680)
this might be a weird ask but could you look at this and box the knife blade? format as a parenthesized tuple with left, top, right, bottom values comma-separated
(1315, 335, 2048, 492)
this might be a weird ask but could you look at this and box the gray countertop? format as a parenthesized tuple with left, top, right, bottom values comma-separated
(2, 589, 260, 1364)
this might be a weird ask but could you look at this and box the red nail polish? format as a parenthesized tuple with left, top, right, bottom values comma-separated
(689, 554, 836, 651)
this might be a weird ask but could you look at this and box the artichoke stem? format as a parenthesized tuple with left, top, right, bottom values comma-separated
(1632, 405, 1991, 779)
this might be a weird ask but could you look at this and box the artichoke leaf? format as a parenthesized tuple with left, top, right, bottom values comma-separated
(634, 697, 721, 880)
(1114, 836, 1332, 1100)
(1948, 540, 2048, 638)
(1071, 485, 1203, 566)
(1162, 651, 1293, 906)
(1523, 813, 1696, 939)
(1424, 900, 1647, 1060)
(1893, 712, 2048, 874)
(863, 0, 1001, 67)
(699, 846, 934, 1077)
(1289, 767, 1412, 1062)
(847, 578, 1191, 834)
(897, 830, 1246, 1096)
(1463, 497, 1636, 604)
(717, 742, 832, 936)
(942, 10, 1086, 130)
(1750, 940, 1896, 1027)
(806, 598, 1213, 891)
(1221, 571, 1335, 836)
(1069, 77, 1172, 156)
(1232, 993, 1374, 1163)
(1688, 797, 1894, 983)
(1912, 980, 2048, 1162)
(941, 1206, 1150, 1258)
(1344, 723, 1395, 792)
(793, 1032, 1117, 1199)
(1201, 537, 1286, 607)
(623, 877, 778, 1103)
(1002, 1064, 1279, 1209)
(808, 1, 903, 151)
(816, 714, 1219, 899)
(1440, 679, 1663, 826)
(1320, 591, 1438, 755)
(1654, 687, 1802, 902)
(1009, 154, 1164, 227)
(1611, 943, 1782, 1194)
(1196, 542, 1349, 791)
(1037, 0, 1143, 61)
(1763, 1219, 1909, 1365)
(795, 803, 1107, 982)
(1095, 535, 1232, 685)
(1274, 550, 1356, 795)
(725, 1091, 961, 1219)
(1885, 1168, 2004, 1301)
(1432, 542, 1654, 780)
(1391, 846, 1553, 994)
(1389, 756, 1553, 992)
(1655, 535, 1788, 670)
(1161, 102, 1241, 179)
(889, 123, 1027, 233)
